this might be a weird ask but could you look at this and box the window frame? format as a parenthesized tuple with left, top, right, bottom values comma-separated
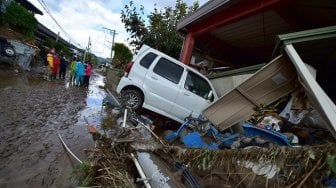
(152, 57, 184, 84)
(184, 70, 213, 100)
(139, 52, 158, 69)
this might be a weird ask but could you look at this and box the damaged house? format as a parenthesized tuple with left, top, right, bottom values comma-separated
(177, 0, 336, 142)
(87, 0, 336, 187)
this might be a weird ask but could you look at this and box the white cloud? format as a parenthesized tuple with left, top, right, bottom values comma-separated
(28, 0, 207, 58)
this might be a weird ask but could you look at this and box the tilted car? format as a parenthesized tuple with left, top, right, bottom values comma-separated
(0, 37, 15, 57)
(116, 45, 218, 123)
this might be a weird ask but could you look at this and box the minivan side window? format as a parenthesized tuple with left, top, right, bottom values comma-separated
(140, 52, 158, 69)
(153, 58, 184, 84)
(185, 71, 212, 100)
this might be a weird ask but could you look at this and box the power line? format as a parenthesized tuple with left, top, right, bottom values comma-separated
(103, 27, 117, 60)
(36, 0, 81, 47)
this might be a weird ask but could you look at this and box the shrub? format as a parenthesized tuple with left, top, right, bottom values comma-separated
(1, 2, 38, 39)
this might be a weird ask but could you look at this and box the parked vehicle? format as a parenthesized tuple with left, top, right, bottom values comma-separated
(116, 44, 218, 123)
(0, 37, 15, 57)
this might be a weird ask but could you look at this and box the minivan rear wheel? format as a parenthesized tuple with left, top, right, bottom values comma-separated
(121, 89, 143, 110)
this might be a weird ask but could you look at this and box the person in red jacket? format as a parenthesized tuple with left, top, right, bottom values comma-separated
(52, 53, 60, 79)
(84, 62, 93, 87)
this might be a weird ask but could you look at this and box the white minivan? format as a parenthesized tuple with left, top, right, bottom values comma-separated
(116, 45, 218, 123)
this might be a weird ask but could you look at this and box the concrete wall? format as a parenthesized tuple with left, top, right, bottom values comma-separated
(105, 68, 123, 92)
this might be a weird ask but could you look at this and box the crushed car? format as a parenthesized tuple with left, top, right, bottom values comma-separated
(0, 37, 16, 57)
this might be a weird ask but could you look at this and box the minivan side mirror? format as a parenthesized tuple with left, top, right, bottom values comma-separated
(207, 90, 214, 102)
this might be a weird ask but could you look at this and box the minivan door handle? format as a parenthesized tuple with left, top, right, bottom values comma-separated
(183, 92, 190, 96)
(151, 76, 158, 80)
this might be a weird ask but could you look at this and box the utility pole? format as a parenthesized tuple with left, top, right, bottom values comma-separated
(83, 36, 91, 63)
(103, 27, 117, 65)
(56, 31, 60, 42)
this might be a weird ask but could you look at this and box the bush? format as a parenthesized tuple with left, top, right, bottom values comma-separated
(42, 38, 71, 56)
(1, 2, 38, 39)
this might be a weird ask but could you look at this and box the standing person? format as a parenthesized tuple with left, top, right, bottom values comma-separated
(59, 55, 68, 79)
(52, 53, 60, 79)
(46, 49, 54, 81)
(84, 62, 93, 87)
(70, 56, 77, 84)
(75, 60, 85, 86)
(42, 48, 49, 80)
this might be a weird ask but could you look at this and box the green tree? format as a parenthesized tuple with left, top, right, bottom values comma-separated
(85, 53, 99, 65)
(112, 43, 133, 69)
(42, 38, 71, 56)
(121, 0, 199, 59)
(1, 2, 38, 39)
(120, 1, 146, 52)
(91, 55, 100, 65)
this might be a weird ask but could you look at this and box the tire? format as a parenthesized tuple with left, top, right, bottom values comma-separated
(121, 89, 143, 110)
(4, 46, 15, 57)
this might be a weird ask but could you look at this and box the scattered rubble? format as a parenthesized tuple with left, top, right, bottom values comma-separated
(76, 91, 336, 187)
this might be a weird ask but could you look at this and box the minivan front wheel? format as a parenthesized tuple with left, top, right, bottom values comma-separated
(121, 89, 143, 110)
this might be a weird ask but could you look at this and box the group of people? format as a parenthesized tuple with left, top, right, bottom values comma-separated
(44, 48, 93, 87)
(70, 57, 93, 87)
(45, 49, 68, 80)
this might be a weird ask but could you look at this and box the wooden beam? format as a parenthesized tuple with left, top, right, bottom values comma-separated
(180, 33, 195, 64)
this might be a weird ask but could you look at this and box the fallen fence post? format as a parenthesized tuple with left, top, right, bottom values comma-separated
(58, 133, 83, 164)
(131, 153, 152, 188)
(122, 109, 128, 128)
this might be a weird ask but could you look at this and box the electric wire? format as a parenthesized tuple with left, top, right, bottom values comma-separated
(36, 0, 81, 47)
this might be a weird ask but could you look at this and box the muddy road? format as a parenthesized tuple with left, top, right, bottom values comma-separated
(0, 66, 106, 188)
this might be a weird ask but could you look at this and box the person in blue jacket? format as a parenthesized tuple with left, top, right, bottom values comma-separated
(75, 60, 85, 86)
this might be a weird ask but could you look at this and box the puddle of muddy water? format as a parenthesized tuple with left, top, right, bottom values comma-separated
(0, 69, 114, 188)
(0, 68, 62, 88)
(62, 73, 112, 163)
(78, 73, 107, 128)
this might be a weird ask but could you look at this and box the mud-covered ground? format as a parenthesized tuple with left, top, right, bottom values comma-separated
(0, 64, 105, 188)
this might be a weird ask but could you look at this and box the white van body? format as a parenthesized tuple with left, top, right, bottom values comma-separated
(116, 45, 218, 123)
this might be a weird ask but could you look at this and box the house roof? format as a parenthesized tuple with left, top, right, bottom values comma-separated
(177, 0, 232, 32)
(15, 0, 43, 15)
(35, 22, 80, 50)
(177, 0, 336, 67)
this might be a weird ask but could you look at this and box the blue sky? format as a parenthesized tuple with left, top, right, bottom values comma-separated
(28, 0, 207, 58)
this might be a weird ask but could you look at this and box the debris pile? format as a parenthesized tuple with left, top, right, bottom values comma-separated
(246, 89, 334, 146)
(74, 99, 336, 187)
